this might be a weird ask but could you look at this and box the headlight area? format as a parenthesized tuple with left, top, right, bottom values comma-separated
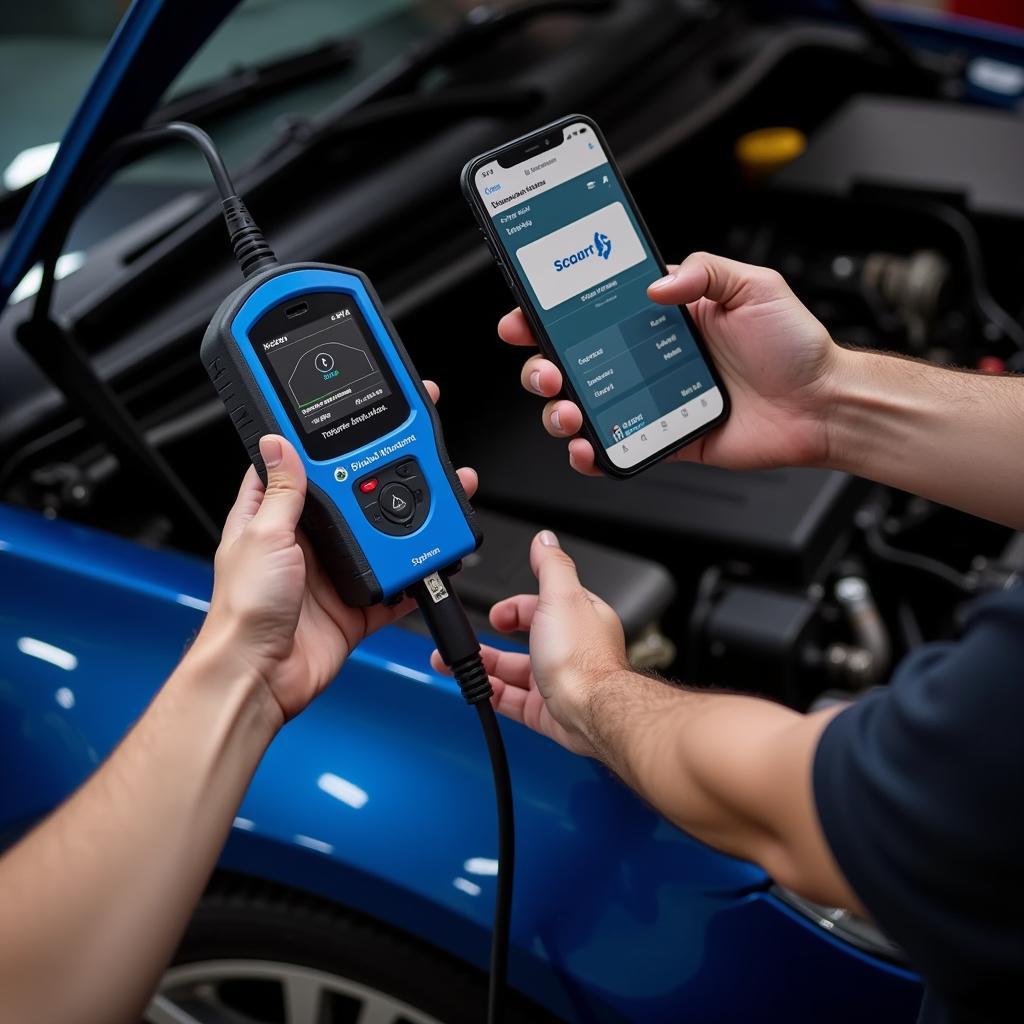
(772, 885, 908, 965)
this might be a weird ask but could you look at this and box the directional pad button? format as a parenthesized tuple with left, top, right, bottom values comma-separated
(379, 482, 416, 525)
(354, 459, 428, 535)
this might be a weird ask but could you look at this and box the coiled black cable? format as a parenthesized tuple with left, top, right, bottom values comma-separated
(127, 123, 277, 278)
(33, 120, 276, 321)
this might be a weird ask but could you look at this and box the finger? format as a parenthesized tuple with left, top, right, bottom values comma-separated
(530, 530, 583, 600)
(489, 594, 539, 634)
(491, 677, 529, 726)
(480, 645, 533, 686)
(668, 439, 704, 464)
(423, 379, 440, 405)
(426, 654, 528, 721)
(521, 354, 562, 398)
(543, 399, 583, 438)
(567, 438, 604, 477)
(252, 435, 307, 535)
(648, 251, 786, 309)
(456, 466, 478, 500)
(220, 464, 265, 547)
(430, 644, 532, 688)
(498, 308, 538, 347)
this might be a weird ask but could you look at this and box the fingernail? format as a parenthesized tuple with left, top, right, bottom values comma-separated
(551, 407, 563, 432)
(539, 530, 560, 548)
(650, 274, 675, 289)
(260, 435, 282, 468)
(529, 370, 542, 394)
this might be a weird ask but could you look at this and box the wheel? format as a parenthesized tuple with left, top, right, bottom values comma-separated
(144, 875, 550, 1024)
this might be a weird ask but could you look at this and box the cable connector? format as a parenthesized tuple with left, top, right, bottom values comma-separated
(411, 570, 493, 704)
(221, 195, 278, 279)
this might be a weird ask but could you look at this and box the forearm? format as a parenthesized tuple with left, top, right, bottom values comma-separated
(0, 634, 280, 1024)
(826, 348, 1024, 529)
(581, 670, 857, 908)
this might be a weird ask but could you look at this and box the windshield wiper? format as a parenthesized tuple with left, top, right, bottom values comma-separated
(263, 0, 613, 155)
(149, 37, 358, 126)
(60, 0, 616, 331)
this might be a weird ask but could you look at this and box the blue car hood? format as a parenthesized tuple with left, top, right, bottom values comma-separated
(0, 0, 240, 307)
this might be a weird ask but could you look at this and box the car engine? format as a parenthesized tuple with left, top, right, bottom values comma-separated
(2, 1, 1022, 713)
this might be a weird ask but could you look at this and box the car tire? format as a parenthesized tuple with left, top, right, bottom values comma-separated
(145, 874, 549, 1024)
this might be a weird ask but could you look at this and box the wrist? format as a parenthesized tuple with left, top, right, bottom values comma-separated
(183, 623, 285, 738)
(818, 345, 884, 474)
(572, 665, 651, 762)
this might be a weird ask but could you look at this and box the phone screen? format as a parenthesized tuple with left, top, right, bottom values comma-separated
(250, 292, 409, 461)
(472, 120, 723, 470)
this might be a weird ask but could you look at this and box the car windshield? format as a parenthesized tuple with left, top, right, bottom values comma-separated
(0, 0, 464, 196)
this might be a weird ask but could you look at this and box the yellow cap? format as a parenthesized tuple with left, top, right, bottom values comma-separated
(735, 127, 807, 179)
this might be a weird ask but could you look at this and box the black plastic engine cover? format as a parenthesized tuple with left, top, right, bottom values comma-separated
(774, 96, 1024, 221)
(468, 425, 867, 585)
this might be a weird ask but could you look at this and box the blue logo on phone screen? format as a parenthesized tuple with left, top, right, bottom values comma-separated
(553, 230, 613, 272)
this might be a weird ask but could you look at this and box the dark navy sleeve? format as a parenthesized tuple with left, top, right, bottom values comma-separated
(813, 586, 1024, 1023)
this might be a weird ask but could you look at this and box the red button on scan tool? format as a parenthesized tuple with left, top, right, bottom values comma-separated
(359, 478, 379, 494)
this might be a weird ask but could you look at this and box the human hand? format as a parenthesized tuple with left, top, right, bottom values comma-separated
(431, 530, 629, 756)
(198, 381, 477, 727)
(500, 251, 841, 474)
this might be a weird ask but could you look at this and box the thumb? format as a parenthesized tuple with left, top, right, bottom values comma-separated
(530, 530, 583, 601)
(253, 435, 307, 534)
(648, 251, 784, 309)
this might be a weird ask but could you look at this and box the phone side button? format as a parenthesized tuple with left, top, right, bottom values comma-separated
(495, 260, 516, 290)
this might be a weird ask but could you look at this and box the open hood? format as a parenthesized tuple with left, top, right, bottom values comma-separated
(0, 0, 239, 307)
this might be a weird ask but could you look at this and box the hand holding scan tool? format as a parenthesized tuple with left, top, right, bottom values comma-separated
(204, 267, 481, 606)
(137, 124, 515, 1024)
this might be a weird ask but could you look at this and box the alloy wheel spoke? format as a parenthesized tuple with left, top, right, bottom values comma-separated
(144, 994, 209, 1024)
(283, 972, 324, 1024)
(158, 958, 443, 1024)
(355, 999, 398, 1024)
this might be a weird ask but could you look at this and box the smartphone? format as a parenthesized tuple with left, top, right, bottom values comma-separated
(461, 114, 729, 477)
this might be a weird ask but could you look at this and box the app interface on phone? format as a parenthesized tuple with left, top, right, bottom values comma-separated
(474, 121, 722, 468)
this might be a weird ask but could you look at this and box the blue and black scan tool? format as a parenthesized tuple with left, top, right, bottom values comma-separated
(202, 262, 481, 607)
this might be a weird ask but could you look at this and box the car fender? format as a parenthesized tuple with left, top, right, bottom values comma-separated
(0, 504, 920, 1022)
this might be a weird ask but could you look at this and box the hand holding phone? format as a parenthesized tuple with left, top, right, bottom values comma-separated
(462, 115, 729, 476)
(497, 252, 841, 476)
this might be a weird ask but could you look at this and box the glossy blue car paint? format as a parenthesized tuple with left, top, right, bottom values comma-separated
(0, 503, 922, 1021)
(220, 266, 477, 596)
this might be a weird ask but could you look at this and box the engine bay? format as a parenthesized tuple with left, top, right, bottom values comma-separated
(2, 1, 1022, 711)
